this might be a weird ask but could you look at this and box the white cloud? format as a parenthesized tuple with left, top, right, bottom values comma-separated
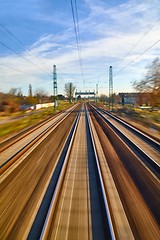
(0, 0, 160, 95)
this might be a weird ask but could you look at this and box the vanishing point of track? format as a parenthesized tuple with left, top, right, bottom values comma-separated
(0, 103, 159, 240)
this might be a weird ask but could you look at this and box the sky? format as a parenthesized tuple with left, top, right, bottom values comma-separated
(0, 0, 160, 96)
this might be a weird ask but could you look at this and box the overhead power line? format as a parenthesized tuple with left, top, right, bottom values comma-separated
(115, 18, 160, 69)
(90, 19, 160, 86)
(70, 0, 85, 86)
(115, 39, 160, 76)
(0, 23, 52, 73)
(57, 67, 82, 83)
(0, 41, 51, 75)
(0, 63, 49, 77)
(0, 63, 24, 74)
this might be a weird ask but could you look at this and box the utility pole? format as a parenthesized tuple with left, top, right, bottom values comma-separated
(53, 65, 58, 110)
(109, 66, 113, 111)
(96, 83, 98, 104)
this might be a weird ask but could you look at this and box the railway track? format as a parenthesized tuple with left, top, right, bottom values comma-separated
(89, 104, 159, 223)
(90, 103, 160, 176)
(98, 106, 160, 149)
(0, 103, 159, 239)
(27, 103, 160, 239)
(28, 103, 118, 239)
(0, 104, 75, 150)
(0, 104, 79, 174)
(0, 104, 81, 239)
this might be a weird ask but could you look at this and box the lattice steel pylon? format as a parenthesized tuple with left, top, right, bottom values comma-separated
(109, 66, 113, 111)
(53, 65, 58, 110)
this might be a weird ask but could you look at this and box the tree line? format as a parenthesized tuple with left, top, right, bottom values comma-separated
(0, 58, 159, 113)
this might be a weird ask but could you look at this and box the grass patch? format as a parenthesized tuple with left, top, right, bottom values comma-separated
(112, 106, 160, 133)
(0, 101, 72, 139)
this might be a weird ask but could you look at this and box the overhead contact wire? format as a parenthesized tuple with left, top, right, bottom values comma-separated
(70, 0, 85, 86)
(0, 41, 51, 75)
(0, 23, 52, 73)
(115, 39, 160, 76)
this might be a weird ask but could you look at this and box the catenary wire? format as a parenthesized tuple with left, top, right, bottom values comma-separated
(114, 18, 160, 70)
(70, 0, 85, 86)
(0, 23, 54, 73)
(114, 39, 160, 76)
(0, 41, 51, 75)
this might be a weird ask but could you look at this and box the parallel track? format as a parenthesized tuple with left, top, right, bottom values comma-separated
(0, 104, 81, 239)
(90, 104, 160, 177)
(89, 103, 159, 224)
(0, 104, 79, 174)
(98, 106, 160, 149)
(28, 104, 116, 240)
(0, 103, 159, 239)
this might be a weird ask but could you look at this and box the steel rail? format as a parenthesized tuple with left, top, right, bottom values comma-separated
(99, 107, 160, 151)
(29, 104, 116, 240)
(0, 105, 78, 175)
(36, 110, 81, 240)
(0, 104, 78, 153)
(85, 104, 116, 240)
(0, 113, 61, 153)
(88, 104, 160, 238)
(90, 104, 160, 178)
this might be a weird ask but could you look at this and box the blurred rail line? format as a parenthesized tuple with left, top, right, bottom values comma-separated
(0, 104, 78, 174)
(0, 103, 159, 239)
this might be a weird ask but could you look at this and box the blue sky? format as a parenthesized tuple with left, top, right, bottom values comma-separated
(0, 0, 160, 96)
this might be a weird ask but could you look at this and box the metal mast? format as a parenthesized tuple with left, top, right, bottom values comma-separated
(109, 66, 113, 111)
(53, 65, 58, 110)
(95, 83, 98, 104)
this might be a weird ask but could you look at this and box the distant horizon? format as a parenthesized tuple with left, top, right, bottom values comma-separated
(0, 87, 147, 98)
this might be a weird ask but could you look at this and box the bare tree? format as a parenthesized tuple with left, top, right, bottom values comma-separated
(99, 94, 108, 103)
(132, 57, 160, 106)
(34, 88, 48, 103)
(9, 88, 18, 96)
(146, 57, 160, 95)
(64, 82, 76, 103)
